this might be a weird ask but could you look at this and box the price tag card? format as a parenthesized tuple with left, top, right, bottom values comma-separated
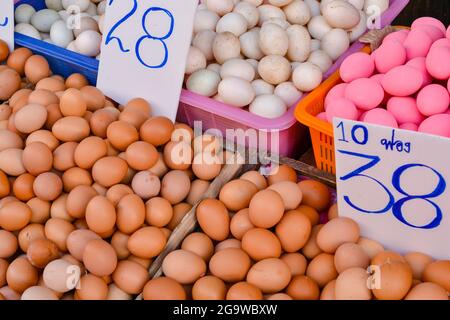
(97, 0, 197, 121)
(333, 119, 450, 259)
(0, 0, 14, 51)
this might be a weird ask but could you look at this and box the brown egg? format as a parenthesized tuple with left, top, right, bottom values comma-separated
(111, 260, 149, 295)
(91, 183, 107, 196)
(140, 117, 174, 146)
(0, 201, 31, 231)
(9, 88, 32, 110)
(27, 198, 50, 224)
(52, 116, 90, 142)
(334, 243, 370, 274)
(405, 282, 448, 300)
(334, 267, 371, 300)
(192, 134, 221, 156)
(267, 164, 297, 185)
(191, 152, 222, 181)
(106, 284, 131, 300)
(162, 249, 206, 284)
(145, 197, 173, 228)
(125, 98, 151, 115)
(22, 142, 53, 175)
(167, 202, 192, 230)
(0, 40, 8, 61)
(161, 170, 191, 205)
(6, 256, 39, 293)
(83, 240, 117, 276)
(286, 275, 320, 300)
(66, 229, 101, 261)
(302, 224, 324, 260)
(149, 152, 169, 178)
(66, 185, 98, 219)
(35, 77, 66, 92)
(306, 253, 338, 288)
(328, 203, 338, 220)
(219, 179, 258, 212)
(171, 123, 193, 143)
(242, 228, 281, 261)
(0, 130, 23, 153)
(26, 239, 60, 269)
(248, 189, 284, 228)
(92, 156, 128, 187)
(0, 230, 18, 259)
(44, 218, 75, 252)
(196, 199, 230, 241)
(240, 171, 267, 190)
(268, 181, 303, 210)
(43, 259, 80, 293)
(0, 259, 9, 287)
(65, 73, 88, 89)
(26, 130, 59, 151)
(281, 253, 308, 277)
(215, 239, 241, 251)
(372, 262, 413, 300)
(52, 142, 77, 171)
(7, 47, 33, 75)
(110, 231, 130, 259)
(127, 227, 166, 259)
(80, 86, 105, 111)
(0, 105, 11, 122)
(163, 141, 193, 171)
(116, 194, 146, 234)
(357, 237, 384, 260)
(319, 280, 336, 300)
(275, 210, 311, 252)
(229, 209, 254, 240)
(192, 276, 226, 300)
(317, 217, 360, 253)
(89, 109, 118, 138)
(73, 136, 107, 169)
(296, 205, 320, 226)
(59, 88, 87, 117)
(226, 282, 263, 300)
(181, 232, 214, 262)
(123, 141, 158, 171)
(0, 148, 26, 176)
(130, 171, 160, 200)
(106, 121, 139, 151)
(119, 108, 149, 130)
(404, 252, 433, 280)
(127, 255, 152, 269)
(422, 261, 450, 292)
(17, 223, 45, 252)
(24, 55, 50, 84)
(28, 89, 59, 106)
(0, 170, 9, 198)
(106, 184, 133, 206)
(85, 196, 116, 234)
(62, 167, 92, 192)
(12, 173, 35, 201)
(75, 274, 108, 300)
(371, 250, 405, 266)
(0, 196, 16, 209)
(186, 179, 209, 205)
(297, 180, 330, 211)
(143, 277, 186, 300)
(49, 194, 71, 222)
(0, 68, 21, 100)
(33, 172, 63, 201)
(247, 258, 291, 293)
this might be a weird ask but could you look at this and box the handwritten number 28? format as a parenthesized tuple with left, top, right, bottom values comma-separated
(339, 150, 446, 229)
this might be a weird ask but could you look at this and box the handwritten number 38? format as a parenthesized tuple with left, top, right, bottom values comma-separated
(339, 150, 446, 229)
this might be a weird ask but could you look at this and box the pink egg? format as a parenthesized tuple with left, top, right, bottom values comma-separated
(405, 57, 433, 87)
(411, 17, 446, 35)
(345, 78, 384, 111)
(448, 78, 450, 94)
(447, 25, 450, 40)
(426, 46, 450, 80)
(387, 96, 425, 124)
(325, 98, 359, 123)
(340, 52, 375, 83)
(363, 108, 399, 128)
(373, 41, 407, 74)
(359, 110, 368, 121)
(382, 30, 409, 45)
(324, 83, 348, 110)
(382, 65, 424, 97)
(370, 74, 384, 85)
(446, 109, 450, 115)
(317, 112, 327, 121)
(399, 123, 418, 131)
(417, 84, 450, 116)
(430, 38, 450, 50)
(414, 25, 445, 42)
(403, 29, 433, 60)
(418, 114, 450, 138)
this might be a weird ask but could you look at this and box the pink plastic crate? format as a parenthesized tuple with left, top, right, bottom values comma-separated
(177, 0, 410, 157)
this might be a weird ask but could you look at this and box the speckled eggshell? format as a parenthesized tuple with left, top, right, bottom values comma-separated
(363, 108, 398, 128)
(382, 66, 423, 97)
(418, 114, 450, 138)
(386, 97, 424, 125)
(373, 41, 406, 74)
(325, 98, 358, 123)
(339, 53, 375, 83)
(345, 78, 384, 110)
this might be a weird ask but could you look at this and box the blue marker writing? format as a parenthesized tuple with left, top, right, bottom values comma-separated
(380, 130, 411, 153)
(105, 0, 138, 52)
(0, 17, 8, 27)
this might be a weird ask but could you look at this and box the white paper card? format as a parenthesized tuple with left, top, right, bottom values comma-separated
(97, 0, 197, 121)
(0, 0, 14, 51)
(333, 119, 450, 260)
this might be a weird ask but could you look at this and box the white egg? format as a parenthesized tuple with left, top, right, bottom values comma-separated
(291, 61, 301, 71)
(58, 10, 70, 22)
(96, 53, 101, 60)
(274, 82, 302, 106)
(85, 2, 97, 16)
(15, 4, 36, 24)
(43, 38, 53, 44)
(269, 0, 294, 7)
(240, 29, 264, 60)
(185, 46, 207, 75)
(206, 0, 234, 16)
(258, 4, 287, 26)
(187, 69, 221, 97)
(348, 0, 365, 10)
(322, 0, 361, 29)
(50, 20, 74, 47)
(194, 9, 220, 33)
(40, 32, 50, 39)
(46, 0, 64, 11)
(66, 40, 78, 52)
(75, 30, 102, 56)
(213, 94, 225, 103)
(73, 16, 99, 37)
(97, 1, 107, 15)
(320, 0, 335, 12)
(98, 15, 105, 34)
(364, 0, 389, 14)
(305, 0, 321, 16)
(259, 23, 289, 56)
(311, 39, 321, 51)
(286, 25, 311, 62)
(193, 30, 216, 61)
(252, 80, 275, 96)
(218, 77, 255, 107)
(262, 18, 291, 30)
(62, 0, 90, 12)
(258, 55, 292, 85)
(307, 50, 333, 72)
(349, 11, 368, 42)
(220, 59, 255, 82)
(292, 62, 323, 91)
(307, 15, 332, 40)
(249, 94, 287, 119)
(207, 63, 222, 74)
(30, 9, 61, 33)
(284, 0, 311, 25)
(321, 28, 350, 60)
(213, 32, 241, 64)
(246, 59, 260, 79)
(216, 12, 248, 37)
(15, 23, 42, 40)
(233, 2, 260, 29)
(243, 0, 264, 6)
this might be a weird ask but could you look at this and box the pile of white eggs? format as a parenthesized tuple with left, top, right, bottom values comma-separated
(14, 0, 105, 58)
(185, 0, 390, 119)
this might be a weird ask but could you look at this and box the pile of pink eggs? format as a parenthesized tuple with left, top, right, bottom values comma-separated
(318, 17, 450, 138)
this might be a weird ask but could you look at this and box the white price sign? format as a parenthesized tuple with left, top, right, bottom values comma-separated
(97, 0, 197, 121)
(0, 0, 13, 51)
(333, 119, 450, 259)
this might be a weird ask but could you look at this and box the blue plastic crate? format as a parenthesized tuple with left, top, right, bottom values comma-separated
(14, 0, 99, 84)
